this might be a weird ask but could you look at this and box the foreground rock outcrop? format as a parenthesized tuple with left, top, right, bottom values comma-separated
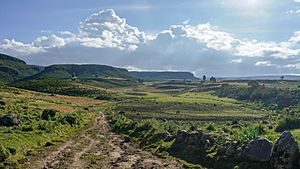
(242, 138, 273, 162)
(271, 131, 299, 169)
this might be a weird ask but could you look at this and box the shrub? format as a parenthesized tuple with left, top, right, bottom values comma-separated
(275, 116, 300, 132)
(232, 124, 264, 142)
(206, 123, 215, 131)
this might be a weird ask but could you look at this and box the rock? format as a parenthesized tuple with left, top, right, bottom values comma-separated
(62, 116, 77, 126)
(176, 130, 204, 145)
(0, 144, 9, 162)
(225, 141, 238, 156)
(162, 131, 174, 142)
(41, 109, 57, 120)
(271, 131, 299, 169)
(123, 135, 131, 143)
(232, 120, 239, 125)
(242, 138, 273, 162)
(0, 100, 5, 106)
(232, 124, 240, 128)
(7, 147, 16, 155)
(0, 114, 21, 127)
(119, 111, 125, 115)
(45, 142, 54, 147)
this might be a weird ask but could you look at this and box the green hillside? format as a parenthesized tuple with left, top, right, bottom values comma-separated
(24, 64, 133, 81)
(0, 53, 43, 82)
(129, 71, 198, 80)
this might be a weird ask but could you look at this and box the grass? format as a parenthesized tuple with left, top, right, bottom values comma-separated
(0, 85, 104, 167)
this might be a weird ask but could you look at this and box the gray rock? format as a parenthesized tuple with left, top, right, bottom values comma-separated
(225, 141, 238, 156)
(175, 130, 204, 145)
(271, 131, 299, 169)
(162, 131, 175, 142)
(242, 138, 273, 162)
(41, 109, 57, 120)
(0, 114, 21, 127)
(62, 115, 77, 126)
(232, 124, 241, 128)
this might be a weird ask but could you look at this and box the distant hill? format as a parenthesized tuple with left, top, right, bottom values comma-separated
(0, 53, 43, 82)
(129, 71, 198, 80)
(219, 75, 300, 81)
(24, 64, 134, 81)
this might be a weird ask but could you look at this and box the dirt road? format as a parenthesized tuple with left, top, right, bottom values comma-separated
(27, 112, 184, 169)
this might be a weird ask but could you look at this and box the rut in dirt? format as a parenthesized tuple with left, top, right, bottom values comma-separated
(27, 112, 184, 169)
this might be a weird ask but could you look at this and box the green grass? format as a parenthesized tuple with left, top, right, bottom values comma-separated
(0, 86, 103, 167)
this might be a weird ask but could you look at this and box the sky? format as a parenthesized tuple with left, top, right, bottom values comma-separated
(1, 0, 300, 77)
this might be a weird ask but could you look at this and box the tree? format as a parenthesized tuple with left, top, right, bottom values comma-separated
(247, 80, 259, 88)
(280, 75, 284, 80)
(210, 76, 216, 83)
(203, 75, 206, 81)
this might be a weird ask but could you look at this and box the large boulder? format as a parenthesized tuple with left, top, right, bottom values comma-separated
(62, 115, 77, 126)
(242, 138, 273, 162)
(0, 114, 21, 127)
(271, 131, 299, 169)
(41, 109, 57, 120)
(176, 130, 204, 145)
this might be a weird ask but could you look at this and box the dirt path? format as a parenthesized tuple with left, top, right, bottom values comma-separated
(27, 112, 184, 169)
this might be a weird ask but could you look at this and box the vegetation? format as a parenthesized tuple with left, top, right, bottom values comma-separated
(11, 79, 120, 101)
(0, 85, 103, 167)
(0, 54, 42, 82)
(215, 84, 300, 109)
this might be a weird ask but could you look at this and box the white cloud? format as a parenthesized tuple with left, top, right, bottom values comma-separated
(0, 39, 45, 56)
(34, 35, 65, 48)
(182, 19, 191, 25)
(183, 23, 237, 51)
(231, 58, 243, 63)
(255, 61, 274, 67)
(78, 9, 147, 50)
(1, 9, 300, 76)
(284, 63, 300, 69)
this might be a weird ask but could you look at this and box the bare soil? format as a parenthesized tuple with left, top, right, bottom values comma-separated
(26, 112, 184, 169)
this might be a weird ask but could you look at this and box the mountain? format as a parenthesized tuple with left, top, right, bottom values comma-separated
(23, 64, 134, 81)
(0, 53, 43, 82)
(219, 75, 300, 81)
(129, 71, 198, 80)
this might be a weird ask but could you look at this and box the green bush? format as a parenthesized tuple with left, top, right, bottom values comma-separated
(206, 123, 215, 131)
(276, 116, 300, 132)
(232, 124, 265, 142)
(0, 144, 9, 162)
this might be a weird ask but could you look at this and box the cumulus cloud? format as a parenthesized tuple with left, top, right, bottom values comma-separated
(1, 9, 300, 76)
(78, 9, 147, 50)
(34, 35, 66, 48)
(0, 39, 45, 56)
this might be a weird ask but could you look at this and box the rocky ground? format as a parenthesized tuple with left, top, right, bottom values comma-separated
(25, 112, 184, 169)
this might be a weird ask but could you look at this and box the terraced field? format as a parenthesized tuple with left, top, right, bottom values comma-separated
(118, 82, 267, 122)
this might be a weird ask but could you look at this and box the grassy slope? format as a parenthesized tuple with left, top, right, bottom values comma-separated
(0, 85, 105, 167)
(0, 54, 42, 82)
(24, 64, 134, 81)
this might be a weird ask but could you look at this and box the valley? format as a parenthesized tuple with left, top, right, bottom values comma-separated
(1, 54, 300, 169)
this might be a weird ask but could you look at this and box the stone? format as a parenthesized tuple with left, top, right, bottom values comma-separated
(0, 100, 5, 106)
(271, 131, 299, 169)
(232, 124, 241, 128)
(225, 141, 238, 156)
(62, 116, 77, 126)
(242, 138, 273, 162)
(41, 109, 57, 120)
(0, 114, 21, 127)
(0, 144, 8, 162)
(232, 120, 239, 125)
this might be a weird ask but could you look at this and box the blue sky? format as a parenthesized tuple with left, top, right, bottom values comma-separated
(1, 0, 300, 77)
